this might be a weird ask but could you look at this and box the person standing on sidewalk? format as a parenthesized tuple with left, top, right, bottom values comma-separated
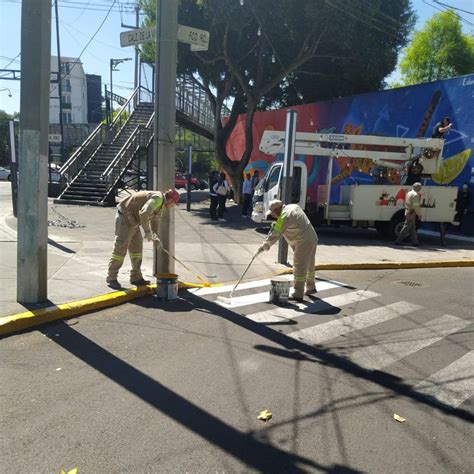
(257, 200, 318, 301)
(213, 172, 229, 221)
(241, 173, 253, 218)
(455, 182, 471, 230)
(395, 182, 422, 246)
(106, 189, 180, 289)
(208, 171, 219, 221)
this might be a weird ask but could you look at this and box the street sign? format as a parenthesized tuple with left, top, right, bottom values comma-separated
(48, 134, 62, 143)
(120, 27, 155, 47)
(177, 25, 210, 50)
(120, 25, 209, 50)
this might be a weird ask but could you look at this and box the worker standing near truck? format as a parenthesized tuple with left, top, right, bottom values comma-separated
(106, 189, 180, 289)
(395, 183, 422, 246)
(257, 200, 318, 301)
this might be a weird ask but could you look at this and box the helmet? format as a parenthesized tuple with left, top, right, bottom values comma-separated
(166, 189, 180, 205)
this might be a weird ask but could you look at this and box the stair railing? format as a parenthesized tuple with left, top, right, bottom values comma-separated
(59, 123, 107, 183)
(101, 125, 153, 202)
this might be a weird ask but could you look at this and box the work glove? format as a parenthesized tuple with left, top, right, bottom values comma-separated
(152, 233, 162, 247)
(144, 230, 153, 242)
(256, 244, 268, 256)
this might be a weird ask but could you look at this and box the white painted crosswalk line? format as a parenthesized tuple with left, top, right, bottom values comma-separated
(189, 276, 348, 297)
(414, 351, 474, 408)
(214, 280, 349, 309)
(350, 314, 471, 371)
(246, 290, 380, 323)
(288, 301, 421, 345)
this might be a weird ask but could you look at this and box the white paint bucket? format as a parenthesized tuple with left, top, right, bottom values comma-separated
(269, 277, 291, 305)
(156, 273, 178, 301)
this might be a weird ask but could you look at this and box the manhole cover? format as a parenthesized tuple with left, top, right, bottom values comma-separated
(393, 280, 427, 288)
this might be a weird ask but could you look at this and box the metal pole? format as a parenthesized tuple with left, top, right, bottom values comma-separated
(134, 3, 139, 104)
(277, 109, 297, 264)
(8, 120, 18, 217)
(110, 58, 113, 115)
(186, 144, 192, 212)
(324, 153, 334, 222)
(153, 0, 178, 275)
(17, 0, 51, 303)
(54, 0, 64, 164)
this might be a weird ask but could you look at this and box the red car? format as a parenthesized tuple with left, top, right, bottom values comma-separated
(175, 173, 200, 190)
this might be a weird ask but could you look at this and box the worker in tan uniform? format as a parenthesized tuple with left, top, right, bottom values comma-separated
(395, 182, 422, 246)
(257, 200, 318, 301)
(106, 189, 180, 289)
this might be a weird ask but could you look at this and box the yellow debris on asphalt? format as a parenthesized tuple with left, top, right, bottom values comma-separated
(257, 409, 272, 422)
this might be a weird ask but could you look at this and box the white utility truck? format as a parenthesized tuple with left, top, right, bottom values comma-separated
(252, 131, 457, 240)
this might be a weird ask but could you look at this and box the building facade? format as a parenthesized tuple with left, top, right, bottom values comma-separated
(49, 56, 88, 125)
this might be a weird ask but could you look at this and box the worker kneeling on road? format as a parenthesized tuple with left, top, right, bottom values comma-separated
(106, 189, 180, 289)
(257, 200, 318, 301)
(395, 182, 422, 246)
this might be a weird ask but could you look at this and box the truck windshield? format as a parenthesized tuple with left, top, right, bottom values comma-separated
(265, 166, 281, 192)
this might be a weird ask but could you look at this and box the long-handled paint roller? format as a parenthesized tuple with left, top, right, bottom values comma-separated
(153, 236, 212, 287)
(217, 251, 259, 304)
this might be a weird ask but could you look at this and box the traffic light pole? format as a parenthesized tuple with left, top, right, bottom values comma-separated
(153, 0, 178, 275)
(17, 0, 51, 303)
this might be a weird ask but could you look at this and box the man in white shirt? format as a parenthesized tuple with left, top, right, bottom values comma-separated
(395, 182, 422, 246)
(242, 173, 253, 218)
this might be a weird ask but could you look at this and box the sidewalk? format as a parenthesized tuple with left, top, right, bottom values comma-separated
(1, 190, 473, 318)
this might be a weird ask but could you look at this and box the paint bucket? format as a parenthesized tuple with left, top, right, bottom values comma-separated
(269, 277, 291, 305)
(156, 273, 178, 301)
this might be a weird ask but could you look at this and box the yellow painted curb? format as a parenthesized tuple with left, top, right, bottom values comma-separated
(274, 259, 474, 274)
(0, 279, 215, 337)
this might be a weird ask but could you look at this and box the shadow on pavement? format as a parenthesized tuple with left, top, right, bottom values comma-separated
(40, 319, 359, 473)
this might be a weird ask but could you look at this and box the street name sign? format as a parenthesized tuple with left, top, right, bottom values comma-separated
(120, 27, 155, 47)
(177, 25, 209, 50)
(120, 25, 209, 51)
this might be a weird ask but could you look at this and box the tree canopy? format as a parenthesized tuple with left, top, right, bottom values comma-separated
(399, 10, 474, 86)
(140, 0, 415, 198)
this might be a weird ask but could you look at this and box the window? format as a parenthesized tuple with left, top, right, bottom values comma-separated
(62, 112, 72, 124)
(265, 165, 281, 192)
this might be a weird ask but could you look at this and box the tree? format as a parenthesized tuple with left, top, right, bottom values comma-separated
(140, 0, 414, 200)
(399, 10, 474, 86)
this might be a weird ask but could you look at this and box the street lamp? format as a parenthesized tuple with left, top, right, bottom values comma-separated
(0, 88, 13, 97)
(109, 58, 132, 106)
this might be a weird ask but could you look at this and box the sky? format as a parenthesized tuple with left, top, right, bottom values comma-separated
(0, 0, 473, 115)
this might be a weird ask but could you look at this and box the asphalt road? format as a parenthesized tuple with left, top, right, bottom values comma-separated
(2, 267, 473, 473)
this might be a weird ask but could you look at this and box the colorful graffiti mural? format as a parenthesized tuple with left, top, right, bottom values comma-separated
(226, 73, 474, 232)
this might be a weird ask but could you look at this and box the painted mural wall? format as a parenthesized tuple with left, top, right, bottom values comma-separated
(226, 74, 474, 233)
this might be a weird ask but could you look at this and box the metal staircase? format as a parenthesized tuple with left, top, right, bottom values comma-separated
(56, 88, 154, 205)
(56, 77, 217, 206)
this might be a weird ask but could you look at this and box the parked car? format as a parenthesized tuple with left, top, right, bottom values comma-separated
(0, 167, 11, 180)
(175, 172, 200, 190)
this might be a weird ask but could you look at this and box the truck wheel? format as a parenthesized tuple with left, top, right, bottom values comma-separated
(388, 212, 405, 241)
(374, 221, 389, 239)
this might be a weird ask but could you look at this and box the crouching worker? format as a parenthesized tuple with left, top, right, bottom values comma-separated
(257, 200, 318, 301)
(106, 189, 180, 289)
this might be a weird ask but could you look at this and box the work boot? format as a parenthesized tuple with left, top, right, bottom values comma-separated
(107, 279, 122, 290)
(131, 278, 151, 286)
(305, 287, 318, 296)
(290, 291, 304, 302)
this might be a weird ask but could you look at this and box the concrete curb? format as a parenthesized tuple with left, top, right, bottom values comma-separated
(1, 260, 473, 337)
(0, 280, 204, 338)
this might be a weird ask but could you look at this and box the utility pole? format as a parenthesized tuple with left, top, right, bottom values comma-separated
(277, 109, 297, 264)
(134, 2, 140, 102)
(17, 0, 51, 303)
(153, 0, 178, 275)
(54, 0, 65, 164)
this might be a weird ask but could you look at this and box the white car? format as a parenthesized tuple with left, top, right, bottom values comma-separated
(0, 167, 11, 180)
